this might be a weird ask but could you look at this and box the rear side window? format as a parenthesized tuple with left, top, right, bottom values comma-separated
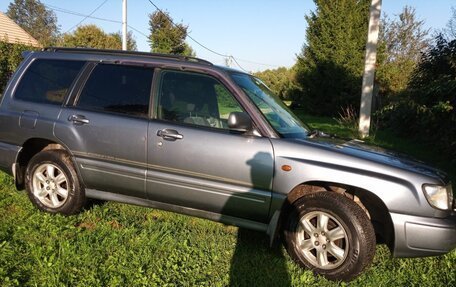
(77, 64, 154, 117)
(14, 59, 85, 105)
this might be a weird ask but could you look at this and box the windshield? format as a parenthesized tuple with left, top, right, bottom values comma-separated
(231, 73, 309, 138)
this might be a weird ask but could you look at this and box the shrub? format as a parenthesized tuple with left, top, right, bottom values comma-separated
(378, 35, 456, 163)
(0, 40, 35, 94)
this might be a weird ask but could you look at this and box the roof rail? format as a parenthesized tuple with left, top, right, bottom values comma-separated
(42, 47, 213, 66)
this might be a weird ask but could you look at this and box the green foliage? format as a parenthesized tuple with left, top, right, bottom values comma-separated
(215, 84, 237, 108)
(60, 25, 136, 50)
(253, 66, 300, 100)
(295, 0, 370, 116)
(7, 0, 59, 46)
(377, 6, 430, 99)
(111, 31, 138, 51)
(0, 40, 35, 94)
(148, 10, 194, 56)
(443, 7, 456, 40)
(378, 35, 456, 164)
(333, 105, 363, 138)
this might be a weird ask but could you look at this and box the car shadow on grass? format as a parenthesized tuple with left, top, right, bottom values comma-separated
(229, 228, 292, 286)
(227, 151, 292, 286)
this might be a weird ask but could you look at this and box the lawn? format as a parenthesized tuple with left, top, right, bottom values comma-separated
(0, 115, 455, 287)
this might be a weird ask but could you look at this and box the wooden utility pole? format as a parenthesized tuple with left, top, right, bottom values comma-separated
(359, 0, 382, 138)
(122, 0, 127, 50)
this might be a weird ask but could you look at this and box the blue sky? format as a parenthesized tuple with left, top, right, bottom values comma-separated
(1, 0, 454, 71)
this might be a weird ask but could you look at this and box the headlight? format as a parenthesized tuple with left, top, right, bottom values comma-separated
(423, 183, 453, 210)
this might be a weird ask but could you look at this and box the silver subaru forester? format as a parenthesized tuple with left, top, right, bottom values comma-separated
(0, 47, 454, 281)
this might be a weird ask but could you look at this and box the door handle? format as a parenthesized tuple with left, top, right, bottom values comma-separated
(157, 129, 183, 141)
(68, 114, 90, 125)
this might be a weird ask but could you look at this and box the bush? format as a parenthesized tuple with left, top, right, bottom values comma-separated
(378, 35, 456, 163)
(0, 40, 35, 94)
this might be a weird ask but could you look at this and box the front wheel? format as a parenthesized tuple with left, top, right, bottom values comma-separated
(283, 191, 376, 281)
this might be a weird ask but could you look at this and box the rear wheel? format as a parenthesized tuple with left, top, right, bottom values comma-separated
(283, 191, 375, 281)
(25, 150, 85, 215)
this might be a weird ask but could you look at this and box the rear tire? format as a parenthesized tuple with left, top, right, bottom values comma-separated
(283, 191, 375, 281)
(25, 150, 85, 215)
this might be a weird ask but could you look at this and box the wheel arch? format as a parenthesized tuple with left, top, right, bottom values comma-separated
(15, 137, 78, 190)
(270, 181, 394, 252)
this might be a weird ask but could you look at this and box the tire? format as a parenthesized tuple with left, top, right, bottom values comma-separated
(25, 150, 85, 215)
(283, 191, 376, 281)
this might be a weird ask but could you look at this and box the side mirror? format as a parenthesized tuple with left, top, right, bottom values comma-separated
(227, 112, 253, 132)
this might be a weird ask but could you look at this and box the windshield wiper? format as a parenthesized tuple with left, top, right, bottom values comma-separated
(308, 129, 331, 138)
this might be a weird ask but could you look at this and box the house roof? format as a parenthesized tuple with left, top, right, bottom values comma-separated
(0, 11, 41, 47)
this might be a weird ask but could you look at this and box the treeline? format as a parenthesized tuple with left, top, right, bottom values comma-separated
(253, 1, 455, 161)
(378, 35, 456, 160)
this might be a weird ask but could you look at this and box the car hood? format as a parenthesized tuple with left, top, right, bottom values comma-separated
(293, 136, 448, 183)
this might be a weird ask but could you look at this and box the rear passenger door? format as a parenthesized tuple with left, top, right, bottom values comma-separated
(55, 63, 154, 198)
(0, 59, 85, 147)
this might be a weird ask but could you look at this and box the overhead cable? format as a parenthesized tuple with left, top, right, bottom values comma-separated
(64, 0, 109, 33)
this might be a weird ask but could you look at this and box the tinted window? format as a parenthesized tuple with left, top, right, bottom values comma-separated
(157, 71, 245, 129)
(14, 59, 85, 105)
(77, 64, 153, 117)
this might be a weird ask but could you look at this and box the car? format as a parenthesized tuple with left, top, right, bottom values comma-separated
(0, 47, 454, 281)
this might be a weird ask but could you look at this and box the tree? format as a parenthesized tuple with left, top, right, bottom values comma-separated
(253, 66, 299, 100)
(295, 0, 370, 116)
(112, 31, 138, 51)
(378, 7, 456, 164)
(61, 25, 136, 50)
(377, 6, 429, 98)
(378, 35, 456, 162)
(148, 10, 194, 56)
(7, 0, 59, 46)
(443, 7, 456, 40)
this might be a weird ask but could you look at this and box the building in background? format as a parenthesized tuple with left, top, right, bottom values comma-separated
(0, 11, 40, 47)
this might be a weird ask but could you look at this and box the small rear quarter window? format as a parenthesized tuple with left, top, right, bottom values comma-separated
(14, 59, 85, 105)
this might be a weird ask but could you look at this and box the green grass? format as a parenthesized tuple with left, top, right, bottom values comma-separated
(1, 115, 455, 287)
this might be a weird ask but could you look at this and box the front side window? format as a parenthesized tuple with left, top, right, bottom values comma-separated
(157, 71, 245, 129)
(77, 64, 154, 117)
(14, 59, 85, 105)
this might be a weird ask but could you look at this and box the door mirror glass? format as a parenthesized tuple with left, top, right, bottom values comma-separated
(227, 112, 252, 132)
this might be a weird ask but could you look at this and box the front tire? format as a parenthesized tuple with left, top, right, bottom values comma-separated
(283, 191, 375, 281)
(25, 150, 85, 215)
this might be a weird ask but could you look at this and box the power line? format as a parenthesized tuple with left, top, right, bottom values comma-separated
(127, 25, 148, 39)
(145, 0, 280, 71)
(44, 2, 149, 40)
(45, 3, 121, 24)
(232, 57, 281, 68)
(145, 0, 248, 71)
(65, 0, 109, 33)
(230, 56, 249, 73)
(146, 0, 229, 58)
(45, 1, 279, 70)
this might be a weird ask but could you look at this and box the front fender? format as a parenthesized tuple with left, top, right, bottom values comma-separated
(270, 139, 442, 218)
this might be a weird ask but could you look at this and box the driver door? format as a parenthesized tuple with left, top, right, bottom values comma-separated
(146, 70, 274, 222)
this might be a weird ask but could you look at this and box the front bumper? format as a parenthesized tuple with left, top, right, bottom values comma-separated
(390, 212, 456, 257)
